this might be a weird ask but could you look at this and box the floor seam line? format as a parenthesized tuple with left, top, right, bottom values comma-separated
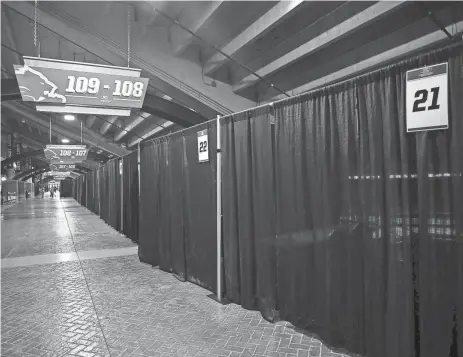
(60, 198, 112, 357)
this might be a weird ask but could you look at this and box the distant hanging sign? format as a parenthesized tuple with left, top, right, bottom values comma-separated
(406, 62, 448, 132)
(14, 57, 149, 116)
(50, 171, 71, 180)
(44, 145, 88, 163)
(50, 163, 76, 172)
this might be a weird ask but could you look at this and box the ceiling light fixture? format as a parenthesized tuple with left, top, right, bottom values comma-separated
(64, 114, 75, 121)
(61, 138, 70, 143)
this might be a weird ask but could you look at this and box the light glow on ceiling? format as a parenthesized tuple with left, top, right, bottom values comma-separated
(61, 138, 70, 143)
(64, 115, 75, 121)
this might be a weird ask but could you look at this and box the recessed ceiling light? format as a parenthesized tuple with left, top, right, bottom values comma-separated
(62, 138, 70, 143)
(64, 115, 75, 121)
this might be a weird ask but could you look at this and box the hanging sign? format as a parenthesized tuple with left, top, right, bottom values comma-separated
(44, 145, 88, 163)
(50, 171, 71, 180)
(406, 62, 448, 132)
(197, 130, 209, 163)
(50, 163, 76, 172)
(14, 57, 149, 116)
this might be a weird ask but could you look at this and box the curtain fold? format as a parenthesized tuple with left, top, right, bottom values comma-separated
(182, 122, 217, 291)
(139, 141, 160, 266)
(220, 43, 462, 357)
(222, 108, 277, 320)
(168, 133, 186, 280)
(123, 151, 139, 242)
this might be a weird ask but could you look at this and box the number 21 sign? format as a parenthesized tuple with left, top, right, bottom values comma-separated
(406, 62, 448, 132)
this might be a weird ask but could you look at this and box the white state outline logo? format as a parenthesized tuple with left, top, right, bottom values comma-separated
(15, 65, 67, 103)
(44, 148, 61, 160)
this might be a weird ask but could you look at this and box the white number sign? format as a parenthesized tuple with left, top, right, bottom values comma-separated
(197, 130, 209, 163)
(406, 62, 448, 132)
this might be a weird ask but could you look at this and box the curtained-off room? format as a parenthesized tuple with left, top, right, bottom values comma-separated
(71, 43, 462, 357)
(138, 122, 218, 291)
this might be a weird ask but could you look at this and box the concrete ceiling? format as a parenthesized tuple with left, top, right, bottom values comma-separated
(2, 1, 463, 175)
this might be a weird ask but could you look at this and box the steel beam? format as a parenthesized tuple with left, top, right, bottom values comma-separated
(204, 0, 304, 76)
(233, 1, 405, 93)
(272, 19, 463, 100)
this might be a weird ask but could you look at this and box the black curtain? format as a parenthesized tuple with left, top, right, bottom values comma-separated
(183, 122, 217, 291)
(105, 159, 121, 231)
(139, 140, 160, 265)
(222, 108, 277, 320)
(86, 171, 94, 212)
(122, 151, 139, 242)
(99, 165, 108, 223)
(93, 169, 100, 216)
(60, 178, 73, 197)
(168, 133, 186, 280)
(221, 43, 462, 357)
(138, 122, 217, 292)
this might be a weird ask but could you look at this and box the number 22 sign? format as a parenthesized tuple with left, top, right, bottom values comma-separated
(406, 62, 448, 132)
(197, 130, 209, 163)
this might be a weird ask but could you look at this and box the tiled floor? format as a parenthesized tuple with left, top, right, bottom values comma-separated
(1, 197, 350, 357)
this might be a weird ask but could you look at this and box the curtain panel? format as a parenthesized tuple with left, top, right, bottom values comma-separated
(122, 151, 139, 242)
(222, 43, 462, 357)
(137, 122, 218, 292)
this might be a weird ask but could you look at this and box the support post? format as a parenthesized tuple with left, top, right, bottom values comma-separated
(120, 159, 123, 232)
(208, 116, 229, 305)
(216, 114, 222, 302)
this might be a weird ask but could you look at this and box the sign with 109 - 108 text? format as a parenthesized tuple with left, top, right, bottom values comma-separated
(406, 62, 448, 132)
(44, 145, 88, 164)
(14, 57, 149, 116)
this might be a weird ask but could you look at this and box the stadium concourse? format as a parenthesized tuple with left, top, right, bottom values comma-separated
(1, 197, 345, 357)
(2, 2, 462, 357)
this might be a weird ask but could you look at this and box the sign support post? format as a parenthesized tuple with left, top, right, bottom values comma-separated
(217, 115, 222, 303)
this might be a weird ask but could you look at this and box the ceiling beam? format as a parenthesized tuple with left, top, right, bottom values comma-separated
(142, 94, 207, 127)
(128, 122, 174, 147)
(233, 1, 406, 94)
(2, 78, 22, 101)
(272, 19, 463, 101)
(1, 76, 209, 127)
(86, 115, 97, 129)
(204, 0, 305, 76)
(171, 1, 225, 56)
(114, 113, 145, 141)
(6, 1, 250, 118)
(99, 115, 118, 135)
(2, 102, 128, 157)
(1, 8, 22, 66)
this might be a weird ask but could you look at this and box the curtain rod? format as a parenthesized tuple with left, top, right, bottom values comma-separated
(142, 39, 463, 146)
(217, 40, 463, 121)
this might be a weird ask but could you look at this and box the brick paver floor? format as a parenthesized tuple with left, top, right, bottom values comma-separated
(1, 197, 350, 357)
